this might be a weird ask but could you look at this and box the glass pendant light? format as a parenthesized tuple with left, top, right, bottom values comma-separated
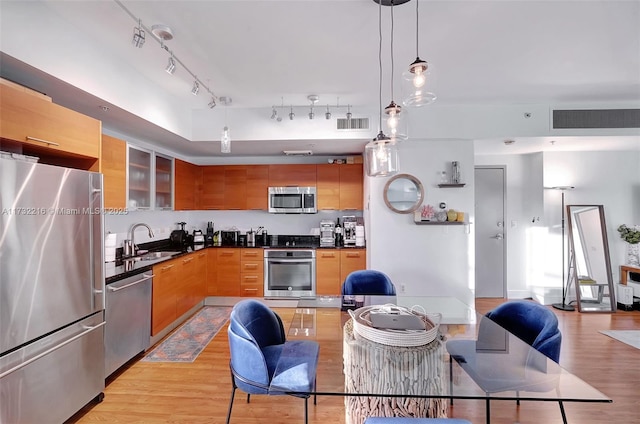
(402, 0, 436, 107)
(382, 1, 408, 141)
(220, 97, 231, 154)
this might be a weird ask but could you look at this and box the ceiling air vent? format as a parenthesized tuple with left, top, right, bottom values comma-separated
(337, 117, 369, 131)
(283, 150, 313, 156)
(553, 109, 640, 129)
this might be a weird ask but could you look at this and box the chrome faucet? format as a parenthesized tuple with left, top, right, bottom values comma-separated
(125, 223, 154, 257)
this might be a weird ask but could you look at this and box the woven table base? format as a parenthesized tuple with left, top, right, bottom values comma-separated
(343, 319, 448, 424)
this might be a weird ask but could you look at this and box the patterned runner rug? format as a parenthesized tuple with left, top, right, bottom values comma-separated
(142, 306, 232, 362)
(599, 330, 640, 350)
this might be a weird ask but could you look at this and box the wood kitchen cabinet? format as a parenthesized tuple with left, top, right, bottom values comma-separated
(151, 258, 178, 336)
(176, 254, 197, 317)
(201, 166, 225, 209)
(268, 164, 316, 187)
(214, 249, 241, 296)
(316, 164, 363, 211)
(240, 248, 264, 297)
(340, 249, 367, 282)
(224, 165, 248, 210)
(246, 165, 269, 210)
(194, 250, 208, 299)
(174, 159, 201, 210)
(0, 81, 101, 170)
(316, 249, 341, 295)
(154, 154, 173, 210)
(206, 249, 218, 296)
(101, 134, 127, 209)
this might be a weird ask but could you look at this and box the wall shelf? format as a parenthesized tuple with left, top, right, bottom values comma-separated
(437, 183, 465, 188)
(414, 220, 465, 225)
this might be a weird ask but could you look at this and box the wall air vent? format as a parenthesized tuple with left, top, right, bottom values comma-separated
(337, 117, 369, 130)
(283, 150, 313, 156)
(553, 109, 640, 129)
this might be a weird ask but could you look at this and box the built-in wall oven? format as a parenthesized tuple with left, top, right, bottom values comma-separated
(264, 249, 316, 298)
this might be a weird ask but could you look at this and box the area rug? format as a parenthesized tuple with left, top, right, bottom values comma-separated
(599, 330, 640, 350)
(142, 306, 232, 362)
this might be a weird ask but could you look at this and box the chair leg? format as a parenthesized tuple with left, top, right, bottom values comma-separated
(304, 396, 309, 424)
(246, 393, 250, 403)
(449, 356, 453, 404)
(313, 377, 317, 405)
(516, 390, 520, 406)
(226, 386, 236, 424)
(485, 398, 491, 424)
(558, 400, 568, 424)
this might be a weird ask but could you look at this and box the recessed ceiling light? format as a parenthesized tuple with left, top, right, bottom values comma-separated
(98, 105, 110, 112)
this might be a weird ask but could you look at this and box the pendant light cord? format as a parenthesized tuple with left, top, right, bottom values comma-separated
(415, 0, 420, 57)
(390, 1, 395, 101)
(378, 0, 383, 132)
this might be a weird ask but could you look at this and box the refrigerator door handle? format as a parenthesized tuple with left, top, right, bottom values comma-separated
(0, 322, 106, 379)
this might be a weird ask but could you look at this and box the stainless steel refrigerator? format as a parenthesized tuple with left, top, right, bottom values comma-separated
(0, 156, 105, 423)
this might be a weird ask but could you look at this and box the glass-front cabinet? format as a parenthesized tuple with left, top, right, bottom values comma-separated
(155, 154, 173, 209)
(127, 145, 174, 210)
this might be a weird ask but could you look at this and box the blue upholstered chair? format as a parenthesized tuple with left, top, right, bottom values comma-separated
(446, 300, 563, 424)
(226, 299, 320, 424)
(364, 419, 472, 424)
(341, 270, 397, 295)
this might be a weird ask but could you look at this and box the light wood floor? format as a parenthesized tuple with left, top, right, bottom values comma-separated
(67, 299, 640, 424)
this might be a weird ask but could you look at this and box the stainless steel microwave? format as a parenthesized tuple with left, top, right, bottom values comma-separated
(268, 186, 317, 214)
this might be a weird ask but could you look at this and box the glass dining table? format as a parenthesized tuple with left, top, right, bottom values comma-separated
(269, 295, 611, 424)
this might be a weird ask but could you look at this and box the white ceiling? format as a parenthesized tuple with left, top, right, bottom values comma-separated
(1, 0, 639, 157)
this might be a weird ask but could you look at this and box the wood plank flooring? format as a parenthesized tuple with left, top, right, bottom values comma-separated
(67, 299, 640, 424)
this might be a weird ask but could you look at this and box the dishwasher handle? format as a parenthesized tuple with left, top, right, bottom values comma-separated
(107, 273, 154, 292)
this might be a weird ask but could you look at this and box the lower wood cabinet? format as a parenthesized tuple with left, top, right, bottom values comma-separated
(240, 248, 264, 297)
(151, 258, 178, 336)
(316, 248, 366, 295)
(214, 249, 241, 296)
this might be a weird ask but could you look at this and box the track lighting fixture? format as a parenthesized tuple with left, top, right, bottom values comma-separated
(165, 55, 176, 75)
(208, 97, 216, 109)
(269, 95, 353, 121)
(402, 0, 436, 107)
(132, 19, 145, 48)
(191, 80, 200, 96)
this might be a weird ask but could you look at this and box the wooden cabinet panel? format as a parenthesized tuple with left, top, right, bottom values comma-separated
(316, 249, 341, 295)
(206, 249, 218, 296)
(240, 248, 264, 297)
(224, 165, 247, 210)
(176, 255, 197, 317)
(155, 154, 173, 210)
(216, 249, 241, 296)
(316, 164, 340, 210)
(101, 134, 127, 209)
(340, 164, 363, 210)
(268, 164, 316, 187)
(246, 165, 269, 210)
(0, 83, 101, 164)
(174, 159, 200, 210)
(340, 249, 366, 282)
(194, 251, 208, 300)
(201, 166, 225, 209)
(151, 259, 178, 336)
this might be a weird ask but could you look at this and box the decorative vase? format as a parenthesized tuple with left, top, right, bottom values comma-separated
(627, 243, 640, 267)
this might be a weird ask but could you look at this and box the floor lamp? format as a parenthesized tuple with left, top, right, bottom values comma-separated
(551, 186, 575, 311)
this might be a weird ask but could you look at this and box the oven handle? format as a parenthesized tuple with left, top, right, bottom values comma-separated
(267, 259, 315, 265)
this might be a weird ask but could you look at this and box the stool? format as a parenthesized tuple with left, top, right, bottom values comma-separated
(364, 419, 472, 424)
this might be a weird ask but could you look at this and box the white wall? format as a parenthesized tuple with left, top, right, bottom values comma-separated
(366, 140, 475, 308)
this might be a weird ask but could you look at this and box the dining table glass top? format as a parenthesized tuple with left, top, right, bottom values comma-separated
(270, 295, 611, 405)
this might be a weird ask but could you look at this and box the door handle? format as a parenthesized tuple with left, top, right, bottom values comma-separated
(491, 233, 504, 240)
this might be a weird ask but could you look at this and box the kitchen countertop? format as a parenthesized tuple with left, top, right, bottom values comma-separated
(105, 244, 365, 284)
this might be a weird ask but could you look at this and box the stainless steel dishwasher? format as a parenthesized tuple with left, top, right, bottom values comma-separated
(105, 271, 153, 378)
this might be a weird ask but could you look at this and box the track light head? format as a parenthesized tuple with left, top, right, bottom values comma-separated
(309, 109, 314, 120)
(132, 22, 145, 48)
(208, 97, 217, 108)
(191, 80, 200, 96)
(325, 105, 331, 119)
(165, 56, 176, 74)
(271, 108, 278, 119)
(289, 106, 295, 120)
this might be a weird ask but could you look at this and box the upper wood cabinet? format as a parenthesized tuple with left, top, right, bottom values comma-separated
(316, 163, 363, 211)
(339, 164, 364, 210)
(201, 166, 225, 209)
(268, 164, 316, 187)
(101, 134, 127, 209)
(246, 165, 269, 210)
(224, 165, 248, 210)
(0, 82, 101, 169)
(155, 154, 173, 210)
(174, 159, 202, 210)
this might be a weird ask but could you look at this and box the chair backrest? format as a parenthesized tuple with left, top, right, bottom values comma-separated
(341, 270, 396, 295)
(228, 300, 286, 392)
(485, 300, 562, 362)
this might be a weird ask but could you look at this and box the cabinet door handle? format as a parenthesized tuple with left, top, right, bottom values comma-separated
(345, 253, 360, 258)
(321, 253, 336, 258)
(161, 264, 175, 271)
(26, 136, 60, 147)
(183, 257, 194, 264)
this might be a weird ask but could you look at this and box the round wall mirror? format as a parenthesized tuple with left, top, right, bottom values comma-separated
(383, 173, 424, 214)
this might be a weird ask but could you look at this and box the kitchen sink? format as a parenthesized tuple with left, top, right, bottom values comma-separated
(138, 251, 181, 260)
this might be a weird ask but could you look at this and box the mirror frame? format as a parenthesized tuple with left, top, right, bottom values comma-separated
(383, 173, 424, 214)
(566, 204, 616, 313)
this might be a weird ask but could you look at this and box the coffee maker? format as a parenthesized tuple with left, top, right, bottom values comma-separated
(205, 222, 214, 247)
(342, 216, 357, 246)
(320, 220, 335, 247)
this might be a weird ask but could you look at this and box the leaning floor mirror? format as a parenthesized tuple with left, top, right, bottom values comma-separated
(566, 205, 616, 312)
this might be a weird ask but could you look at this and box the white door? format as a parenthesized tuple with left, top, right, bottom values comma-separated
(475, 166, 506, 298)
